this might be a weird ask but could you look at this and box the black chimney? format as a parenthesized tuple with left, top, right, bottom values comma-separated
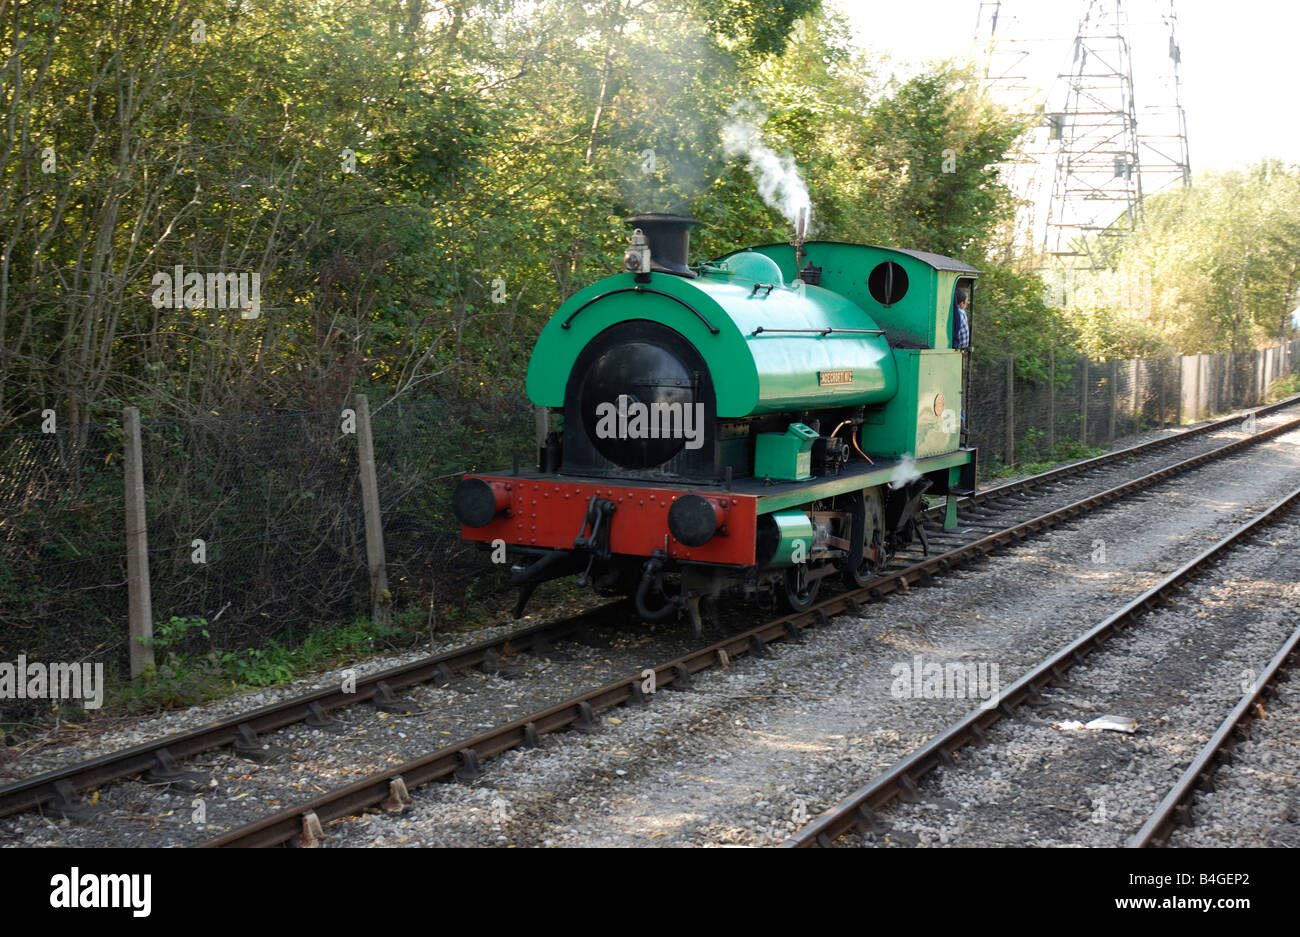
(626, 213, 702, 278)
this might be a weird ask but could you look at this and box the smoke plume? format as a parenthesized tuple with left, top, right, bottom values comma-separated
(721, 102, 812, 233)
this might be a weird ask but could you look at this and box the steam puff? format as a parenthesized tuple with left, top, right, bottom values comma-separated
(721, 103, 812, 231)
(889, 455, 921, 487)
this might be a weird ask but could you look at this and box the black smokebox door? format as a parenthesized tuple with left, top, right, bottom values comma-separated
(563, 320, 716, 478)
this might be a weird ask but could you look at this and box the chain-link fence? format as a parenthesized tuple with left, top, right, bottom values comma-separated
(140, 410, 367, 658)
(0, 423, 128, 725)
(0, 394, 535, 723)
(370, 394, 534, 628)
(2, 340, 1298, 715)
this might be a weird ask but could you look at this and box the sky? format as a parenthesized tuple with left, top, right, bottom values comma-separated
(831, 0, 1299, 175)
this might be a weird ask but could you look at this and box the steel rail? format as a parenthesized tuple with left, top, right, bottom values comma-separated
(0, 600, 631, 819)
(204, 417, 1300, 847)
(784, 483, 1300, 848)
(6, 397, 1297, 822)
(1128, 620, 1300, 848)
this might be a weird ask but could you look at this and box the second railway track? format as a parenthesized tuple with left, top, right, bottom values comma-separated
(787, 485, 1300, 848)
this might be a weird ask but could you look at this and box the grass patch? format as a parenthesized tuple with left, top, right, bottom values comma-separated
(107, 573, 595, 715)
(983, 437, 1107, 480)
(109, 613, 407, 712)
(1265, 372, 1300, 402)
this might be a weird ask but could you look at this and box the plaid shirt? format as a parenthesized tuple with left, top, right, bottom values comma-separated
(953, 304, 970, 349)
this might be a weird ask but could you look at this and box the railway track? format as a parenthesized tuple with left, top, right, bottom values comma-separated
(198, 413, 1300, 847)
(782, 483, 1300, 848)
(0, 600, 635, 819)
(3, 397, 1296, 838)
(1128, 619, 1300, 848)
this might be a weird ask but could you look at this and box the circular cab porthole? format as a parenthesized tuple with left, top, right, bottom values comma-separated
(868, 261, 909, 306)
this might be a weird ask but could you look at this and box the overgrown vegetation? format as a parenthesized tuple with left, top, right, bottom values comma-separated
(0, 0, 1068, 431)
(986, 438, 1106, 480)
(112, 613, 395, 710)
(1266, 372, 1300, 403)
(1059, 161, 1300, 359)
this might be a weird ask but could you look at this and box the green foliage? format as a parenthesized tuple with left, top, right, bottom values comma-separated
(987, 435, 1106, 479)
(1266, 371, 1300, 403)
(970, 264, 1078, 382)
(0, 0, 1047, 431)
(115, 612, 406, 712)
(694, 0, 823, 58)
(3, 0, 1151, 717)
(1064, 161, 1300, 356)
(850, 68, 1029, 257)
(147, 616, 212, 650)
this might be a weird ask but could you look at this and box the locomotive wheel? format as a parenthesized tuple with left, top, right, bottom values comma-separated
(842, 533, 886, 589)
(841, 488, 885, 589)
(782, 564, 823, 612)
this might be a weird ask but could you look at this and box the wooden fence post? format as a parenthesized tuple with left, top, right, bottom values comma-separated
(1005, 353, 1015, 466)
(123, 406, 155, 679)
(1080, 355, 1089, 446)
(1107, 360, 1117, 442)
(1047, 346, 1056, 452)
(354, 394, 391, 629)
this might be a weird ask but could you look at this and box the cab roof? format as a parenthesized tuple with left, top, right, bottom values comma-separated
(744, 240, 980, 275)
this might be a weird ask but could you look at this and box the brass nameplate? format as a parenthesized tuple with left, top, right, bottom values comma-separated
(818, 369, 853, 386)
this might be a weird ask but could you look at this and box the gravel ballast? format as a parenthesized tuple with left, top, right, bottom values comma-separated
(314, 423, 1300, 848)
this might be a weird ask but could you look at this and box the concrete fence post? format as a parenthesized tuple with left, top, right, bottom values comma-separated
(1176, 355, 1185, 425)
(1107, 360, 1117, 442)
(1003, 353, 1013, 465)
(1158, 359, 1166, 428)
(1005, 353, 1015, 466)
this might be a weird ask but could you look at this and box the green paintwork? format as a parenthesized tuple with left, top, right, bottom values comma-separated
(761, 509, 813, 566)
(525, 269, 898, 418)
(944, 466, 965, 530)
(719, 251, 784, 285)
(754, 448, 972, 514)
(860, 349, 965, 459)
(933, 271, 965, 348)
(754, 422, 818, 481)
(720, 242, 978, 352)
(525, 240, 979, 497)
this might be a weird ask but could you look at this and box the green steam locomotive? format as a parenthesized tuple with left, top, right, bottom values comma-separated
(453, 214, 978, 632)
